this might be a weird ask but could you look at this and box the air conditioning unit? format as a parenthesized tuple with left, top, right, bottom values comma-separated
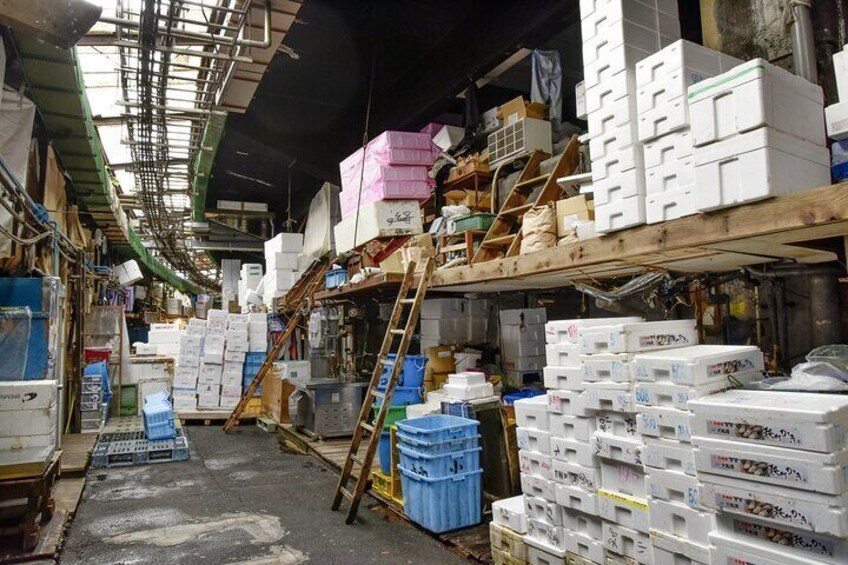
(487, 118, 553, 167)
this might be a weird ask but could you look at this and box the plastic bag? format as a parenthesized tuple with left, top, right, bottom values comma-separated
(767, 362, 848, 392)
(441, 205, 470, 219)
(0, 307, 31, 381)
(806, 345, 848, 371)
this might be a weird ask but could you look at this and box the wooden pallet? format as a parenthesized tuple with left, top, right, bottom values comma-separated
(178, 410, 256, 426)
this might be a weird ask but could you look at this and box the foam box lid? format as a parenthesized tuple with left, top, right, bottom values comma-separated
(687, 58, 823, 105)
(693, 126, 829, 168)
(689, 389, 848, 424)
(0, 380, 58, 411)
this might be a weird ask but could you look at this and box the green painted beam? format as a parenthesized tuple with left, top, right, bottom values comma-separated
(191, 112, 226, 222)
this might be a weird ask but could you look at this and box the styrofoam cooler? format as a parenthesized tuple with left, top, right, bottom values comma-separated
(545, 317, 643, 345)
(652, 529, 710, 565)
(600, 459, 646, 497)
(567, 531, 604, 564)
(642, 436, 696, 476)
(633, 345, 762, 387)
(583, 42, 662, 91)
(490, 522, 527, 561)
(591, 167, 646, 206)
(500, 307, 547, 326)
(556, 483, 599, 516)
(524, 495, 563, 526)
(517, 427, 552, 454)
(580, 353, 634, 382)
(552, 459, 599, 491)
(598, 489, 650, 533)
(583, 18, 671, 67)
(522, 473, 557, 502)
(595, 411, 638, 439)
(549, 413, 595, 443)
(520, 450, 553, 480)
(602, 522, 652, 564)
(515, 396, 551, 431)
(594, 195, 646, 234)
(493, 495, 529, 534)
(584, 382, 634, 413)
(551, 437, 597, 468)
(584, 69, 635, 115)
(579, 319, 697, 354)
(634, 376, 752, 411)
(637, 405, 691, 442)
(643, 128, 694, 184)
(645, 468, 703, 510)
(547, 390, 592, 417)
(526, 519, 567, 555)
(593, 431, 643, 466)
(709, 529, 825, 565)
(525, 538, 566, 565)
(648, 497, 714, 546)
(543, 366, 584, 391)
(579, 0, 680, 32)
(333, 199, 423, 254)
(545, 343, 581, 366)
(645, 187, 696, 223)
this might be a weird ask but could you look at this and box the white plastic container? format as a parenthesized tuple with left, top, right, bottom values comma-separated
(598, 489, 650, 533)
(595, 411, 638, 439)
(594, 195, 646, 234)
(688, 389, 848, 453)
(645, 468, 703, 510)
(524, 494, 563, 526)
(593, 431, 643, 466)
(566, 531, 604, 565)
(580, 353, 634, 382)
(709, 529, 825, 565)
(584, 382, 634, 413)
(545, 343, 581, 366)
(551, 437, 597, 468)
(600, 459, 646, 497)
(693, 436, 848, 494)
(634, 377, 746, 410)
(546, 317, 643, 345)
(547, 390, 592, 417)
(526, 518, 567, 554)
(556, 484, 599, 516)
(543, 366, 585, 391)
(645, 185, 696, 224)
(579, 320, 697, 354)
(493, 495, 529, 534)
(642, 436, 696, 476)
(443, 381, 494, 401)
(549, 413, 595, 443)
(602, 522, 652, 564)
(694, 126, 830, 212)
(688, 58, 825, 147)
(648, 497, 715, 546)
(522, 473, 557, 502)
(652, 529, 710, 565)
(552, 460, 599, 491)
(637, 405, 691, 442)
(633, 344, 763, 386)
(333, 199, 423, 253)
(700, 473, 848, 537)
(515, 396, 551, 431)
(517, 427, 552, 454)
(490, 522, 527, 561)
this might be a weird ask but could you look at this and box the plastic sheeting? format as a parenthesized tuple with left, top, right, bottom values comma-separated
(302, 182, 341, 260)
(0, 307, 31, 381)
(0, 83, 36, 259)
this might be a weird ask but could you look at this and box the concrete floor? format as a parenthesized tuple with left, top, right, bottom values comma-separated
(61, 426, 470, 564)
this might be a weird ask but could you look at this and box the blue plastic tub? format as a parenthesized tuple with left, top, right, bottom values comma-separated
(143, 397, 176, 441)
(398, 465, 483, 533)
(380, 354, 427, 387)
(325, 268, 347, 289)
(378, 431, 391, 475)
(396, 415, 479, 444)
(397, 432, 481, 455)
(503, 389, 545, 406)
(375, 385, 423, 407)
(397, 444, 481, 478)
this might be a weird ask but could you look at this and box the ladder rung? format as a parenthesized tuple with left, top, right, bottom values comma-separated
(515, 174, 548, 189)
(483, 234, 516, 248)
(350, 454, 366, 467)
(360, 422, 376, 434)
(389, 329, 406, 336)
(339, 486, 354, 501)
(500, 203, 534, 217)
(400, 298, 416, 305)
(379, 358, 394, 366)
(370, 390, 386, 400)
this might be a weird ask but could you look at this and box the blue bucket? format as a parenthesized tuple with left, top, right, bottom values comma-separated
(379, 354, 428, 387)
(375, 385, 423, 407)
(378, 431, 391, 475)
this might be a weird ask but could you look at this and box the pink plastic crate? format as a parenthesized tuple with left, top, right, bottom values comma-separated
(339, 178, 432, 218)
(339, 131, 437, 175)
(340, 162, 430, 194)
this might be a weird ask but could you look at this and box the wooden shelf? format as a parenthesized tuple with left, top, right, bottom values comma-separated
(313, 272, 405, 302)
(429, 183, 848, 292)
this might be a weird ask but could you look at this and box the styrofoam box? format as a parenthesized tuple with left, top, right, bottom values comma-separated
(642, 436, 696, 476)
(503, 339, 545, 360)
(591, 167, 646, 206)
(515, 396, 551, 431)
(525, 538, 567, 564)
(825, 100, 848, 140)
(221, 373, 241, 388)
(585, 69, 635, 115)
(178, 353, 201, 367)
(546, 317, 643, 345)
(517, 427, 552, 454)
(580, 0, 679, 38)
(443, 381, 494, 401)
(645, 468, 703, 510)
(502, 323, 545, 344)
(500, 308, 547, 326)
(593, 431, 643, 466)
(643, 127, 694, 169)
(555, 484, 599, 516)
(645, 186, 696, 224)
(651, 529, 710, 565)
(717, 513, 848, 565)
(637, 405, 691, 442)
(576, 80, 587, 121)
(448, 371, 486, 387)
(688, 389, 848, 453)
(583, 42, 657, 91)
(174, 365, 200, 380)
(420, 318, 466, 340)
(173, 374, 197, 389)
(522, 473, 557, 502)
(593, 195, 646, 234)
(699, 473, 848, 537)
(549, 414, 595, 443)
(583, 18, 665, 67)
(646, 151, 695, 198)
(547, 390, 592, 417)
(581, 353, 635, 383)
(543, 366, 585, 391)
(637, 94, 688, 141)
(835, 47, 848, 101)
(596, 411, 638, 438)
(0, 381, 57, 411)
(694, 126, 830, 212)
(421, 298, 465, 318)
(648, 497, 714, 546)
(224, 349, 246, 364)
(636, 39, 732, 104)
(566, 531, 604, 565)
(552, 459, 599, 491)
(564, 509, 602, 538)
(334, 200, 423, 254)
(598, 489, 650, 533)
(264, 232, 303, 256)
(634, 374, 756, 410)
(602, 522, 652, 564)
(600, 459, 646, 497)
(527, 518, 568, 554)
(490, 522, 528, 561)
(585, 382, 634, 413)
(493, 495, 529, 534)
(545, 343, 581, 366)
(579, 319, 697, 355)
(688, 58, 825, 147)
(551, 437, 597, 468)
(709, 530, 825, 565)
(692, 436, 848, 494)
(525, 494, 563, 526)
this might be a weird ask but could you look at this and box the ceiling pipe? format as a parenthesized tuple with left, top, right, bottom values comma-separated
(787, 0, 819, 83)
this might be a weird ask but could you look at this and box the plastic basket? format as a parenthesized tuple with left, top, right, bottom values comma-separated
(397, 432, 481, 455)
(143, 400, 176, 440)
(398, 444, 481, 478)
(396, 415, 479, 444)
(453, 213, 496, 233)
(372, 405, 407, 430)
(325, 268, 347, 289)
(378, 431, 391, 475)
(399, 465, 483, 533)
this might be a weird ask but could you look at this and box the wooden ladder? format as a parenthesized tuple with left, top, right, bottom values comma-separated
(222, 262, 329, 433)
(472, 135, 581, 264)
(331, 257, 436, 523)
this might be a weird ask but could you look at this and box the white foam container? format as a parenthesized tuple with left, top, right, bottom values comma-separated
(515, 396, 551, 431)
(693, 126, 830, 212)
(651, 544, 707, 565)
(642, 436, 696, 476)
(546, 317, 643, 345)
(583, 19, 663, 67)
(583, 43, 656, 91)
(517, 427, 552, 454)
(502, 323, 546, 343)
(596, 411, 638, 439)
(594, 194, 646, 234)
(636, 39, 728, 105)
(490, 522, 528, 561)
(448, 371, 486, 386)
(688, 58, 825, 147)
(590, 148, 644, 186)
(500, 308, 547, 326)
(688, 389, 848, 453)
(585, 382, 634, 413)
(700, 472, 848, 537)
(825, 100, 848, 140)
(525, 539, 567, 565)
(545, 343, 582, 366)
(552, 460, 599, 491)
(593, 431, 643, 466)
(709, 529, 825, 565)
(637, 405, 692, 442)
(645, 147, 695, 194)
(643, 127, 694, 169)
(602, 522, 653, 564)
(600, 459, 647, 497)
(525, 494, 563, 526)
(556, 484, 599, 516)
(585, 69, 636, 115)
(645, 186, 696, 224)
(527, 518, 568, 554)
(493, 495, 529, 534)
(651, 530, 710, 565)
(443, 381, 494, 401)
(543, 366, 585, 391)
(648, 497, 715, 546)
(564, 509, 602, 538)
(566, 531, 604, 565)
(598, 489, 650, 533)
(581, 353, 635, 383)
(637, 94, 689, 141)
(522, 473, 557, 502)
(632, 344, 763, 385)
(549, 414, 595, 443)
(692, 435, 848, 494)
(551, 437, 597, 467)
(580, 0, 680, 25)
(547, 390, 592, 417)
(634, 375, 750, 410)
(579, 320, 697, 355)
(645, 468, 702, 510)
(520, 449, 554, 481)
(589, 119, 639, 167)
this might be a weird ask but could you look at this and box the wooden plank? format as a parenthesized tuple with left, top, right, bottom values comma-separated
(314, 272, 404, 301)
(60, 433, 97, 476)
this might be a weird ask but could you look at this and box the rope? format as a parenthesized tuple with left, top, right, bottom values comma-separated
(351, 16, 378, 254)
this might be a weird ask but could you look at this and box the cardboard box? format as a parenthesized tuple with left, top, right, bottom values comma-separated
(0, 381, 57, 411)
(379, 250, 405, 274)
(497, 96, 546, 126)
(260, 374, 296, 423)
(425, 345, 456, 373)
(555, 196, 595, 238)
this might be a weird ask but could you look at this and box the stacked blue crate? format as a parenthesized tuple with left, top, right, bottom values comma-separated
(396, 414, 483, 533)
(142, 391, 176, 440)
(242, 352, 265, 396)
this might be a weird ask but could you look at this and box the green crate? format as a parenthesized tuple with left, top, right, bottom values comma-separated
(372, 405, 408, 430)
(453, 213, 496, 233)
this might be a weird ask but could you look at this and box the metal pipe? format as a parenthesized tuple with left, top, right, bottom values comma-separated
(788, 0, 818, 83)
(808, 271, 842, 346)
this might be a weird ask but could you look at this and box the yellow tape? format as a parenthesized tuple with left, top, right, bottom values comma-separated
(598, 489, 649, 512)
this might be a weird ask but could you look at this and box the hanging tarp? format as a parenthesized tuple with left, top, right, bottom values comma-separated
(302, 182, 341, 259)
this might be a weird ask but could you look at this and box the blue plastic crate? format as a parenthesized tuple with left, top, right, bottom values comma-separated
(396, 415, 479, 444)
(142, 395, 176, 441)
(397, 444, 481, 478)
(144, 390, 170, 405)
(245, 352, 266, 364)
(325, 268, 347, 289)
(397, 432, 481, 455)
(375, 385, 423, 407)
(503, 389, 545, 406)
(378, 431, 391, 475)
(398, 465, 483, 533)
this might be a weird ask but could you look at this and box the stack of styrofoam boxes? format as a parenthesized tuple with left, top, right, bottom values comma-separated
(221, 313, 249, 409)
(581, 0, 680, 233)
(442, 371, 494, 402)
(221, 258, 240, 308)
(0, 381, 58, 464)
(147, 322, 181, 362)
(631, 345, 764, 564)
(689, 58, 829, 212)
(579, 319, 699, 565)
(635, 40, 741, 224)
(689, 390, 848, 565)
(248, 312, 268, 354)
(238, 263, 264, 310)
(500, 308, 547, 380)
(263, 232, 304, 307)
(419, 298, 489, 352)
(490, 496, 529, 565)
(194, 310, 223, 410)
(827, 43, 848, 142)
(172, 319, 206, 412)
